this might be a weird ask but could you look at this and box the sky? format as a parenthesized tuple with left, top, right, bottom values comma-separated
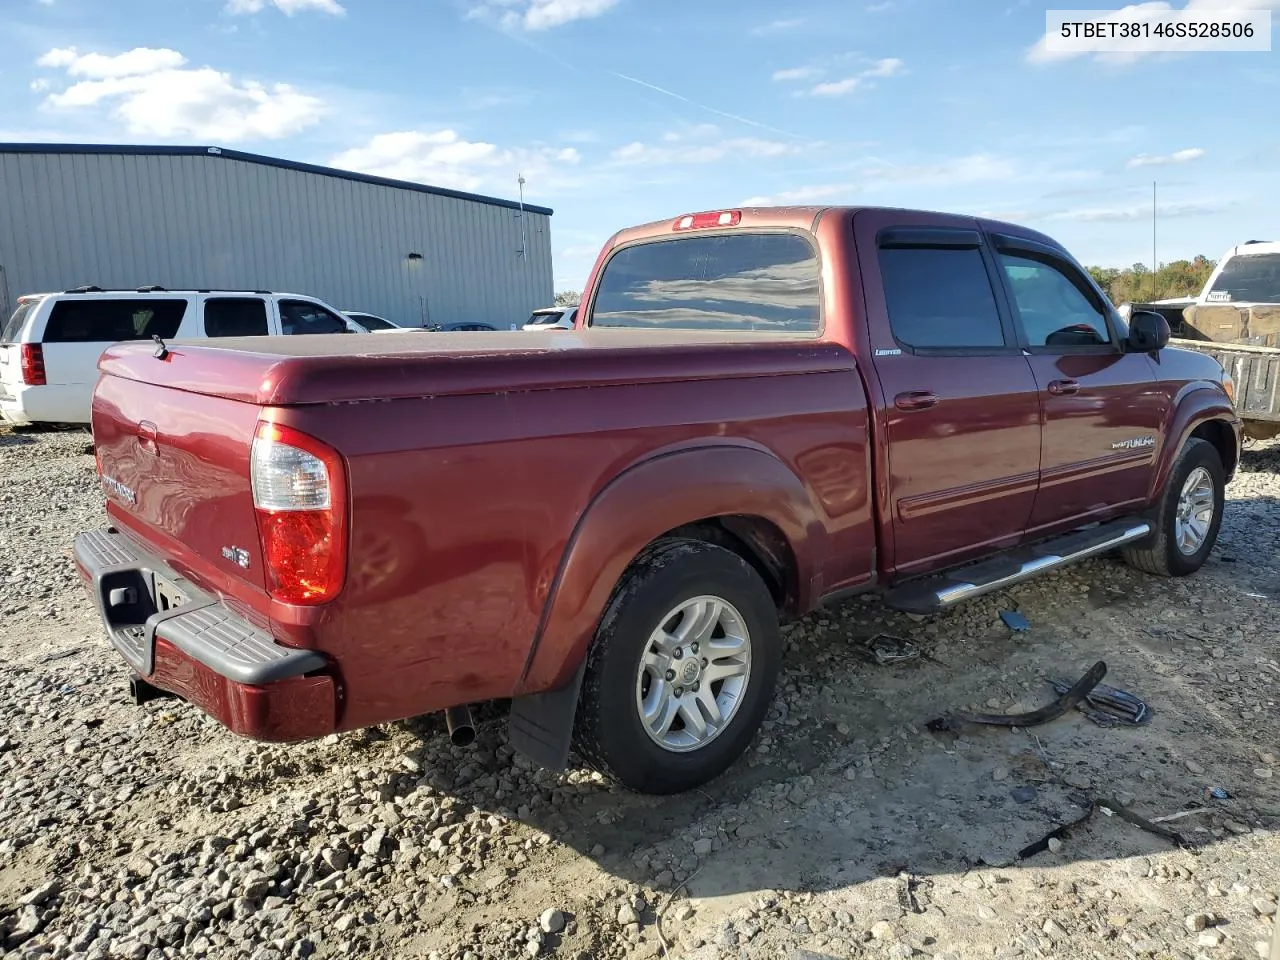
(1, 0, 1278, 292)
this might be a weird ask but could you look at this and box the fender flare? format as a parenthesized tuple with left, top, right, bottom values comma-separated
(1148, 383, 1240, 502)
(516, 443, 827, 695)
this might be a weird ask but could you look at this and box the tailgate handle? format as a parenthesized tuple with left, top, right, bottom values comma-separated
(138, 421, 158, 455)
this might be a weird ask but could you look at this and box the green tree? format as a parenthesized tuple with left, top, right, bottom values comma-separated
(1086, 257, 1216, 306)
(553, 290, 581, 306)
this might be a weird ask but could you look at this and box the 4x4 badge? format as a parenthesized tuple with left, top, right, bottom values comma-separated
(1112, 436, 1155, 450)
(221, 546, 251, 569)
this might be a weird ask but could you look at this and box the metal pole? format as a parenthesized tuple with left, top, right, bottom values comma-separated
(517, 175, 527, 259)
(1152, 181, 1157, 275)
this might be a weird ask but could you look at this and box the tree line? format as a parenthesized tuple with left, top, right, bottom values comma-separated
(1086, 256, 1215, 305)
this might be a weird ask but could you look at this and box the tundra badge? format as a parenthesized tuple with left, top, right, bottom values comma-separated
(101, 475, 137, 506)
(221, 546, 251, 569)
(1112, 436, 1155, 450)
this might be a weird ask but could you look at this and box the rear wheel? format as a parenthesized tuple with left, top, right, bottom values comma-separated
(1122, 437, 1225, 577)
(573, 538, 781, 794)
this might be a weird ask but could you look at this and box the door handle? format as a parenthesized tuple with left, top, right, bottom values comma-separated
(1047, 379, 1080, 396)
(894, 391, 940, 411)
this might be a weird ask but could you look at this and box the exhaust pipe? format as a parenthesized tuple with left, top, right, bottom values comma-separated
(444, 705, 476, 747)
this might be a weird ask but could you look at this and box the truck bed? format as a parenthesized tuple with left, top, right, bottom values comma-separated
(102, 329, 838, 406)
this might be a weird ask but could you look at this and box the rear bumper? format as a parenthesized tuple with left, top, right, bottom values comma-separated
(0, 382, 90, 425)
(73, 528, 337, 741)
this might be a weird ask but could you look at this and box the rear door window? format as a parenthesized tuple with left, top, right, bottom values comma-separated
(42, 299, 187, 343)
(590, 232, 821, 332)
(204, 298, 269, 337)
(878, 246, 1006, 349)
(1, 300, 39, 343)
(279, 300, 352, 335)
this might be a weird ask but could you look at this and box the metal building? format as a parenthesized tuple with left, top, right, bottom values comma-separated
(0, 143, 554, 329)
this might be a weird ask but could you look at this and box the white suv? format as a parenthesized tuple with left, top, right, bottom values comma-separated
(0, 288, 363, 426)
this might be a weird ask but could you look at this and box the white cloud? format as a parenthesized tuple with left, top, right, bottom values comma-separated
(329, 130, 580, 194)
(866, 1, 894, 11)
(811, 78, 863, 96)
(35, 46, 326, 141)
(742, 184, 852, 205)
(38, 46, 187, 78)
(742, 153, 1026, 205)
(1126, 147, 1205, 168)
(1027, 0, 1280, 63)
(752, 18, 805, 34)
(1049, 199, 1231, 222)
(29, 78, 50, 92)
(470, 0, 619, 30)
(863, 57, 905, 78)
(225, 0, 345, 15)
(772, 66, 821, 82)
(805, 57, 906, 96)
(609, 125, 805, 167)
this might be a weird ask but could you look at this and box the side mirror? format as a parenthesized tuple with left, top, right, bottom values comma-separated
(1126, 310, 1171, 352)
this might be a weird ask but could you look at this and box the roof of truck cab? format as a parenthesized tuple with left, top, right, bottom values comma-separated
(607, 205, 1064, 250)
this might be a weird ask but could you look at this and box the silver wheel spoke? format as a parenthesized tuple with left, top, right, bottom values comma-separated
(674, 599, 722, 646)
(642, 685, 680, 738)
(678, 697, 710, 740)
(704, 656, 750, 684)
(695, 685, 724, 726)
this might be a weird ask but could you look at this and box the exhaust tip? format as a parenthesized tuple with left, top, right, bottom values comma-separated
(450, 725, 476, 748)
(444, 705, 476, 748)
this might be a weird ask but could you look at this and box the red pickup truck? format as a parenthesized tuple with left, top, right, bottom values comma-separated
(74, 206, 1240, 795)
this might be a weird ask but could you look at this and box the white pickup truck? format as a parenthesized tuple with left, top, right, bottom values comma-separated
(0, 288, 363, 427)
(1126, 240, 1280, 441)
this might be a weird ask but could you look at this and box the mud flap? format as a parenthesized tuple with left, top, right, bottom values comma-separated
(507, 659, 587, 772)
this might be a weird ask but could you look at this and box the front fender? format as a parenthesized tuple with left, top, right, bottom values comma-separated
(1148, 382, 1241, 501)
(516, 444, 827, 694)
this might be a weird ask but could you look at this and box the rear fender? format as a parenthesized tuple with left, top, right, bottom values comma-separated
(516, 443, 826, 695)
(1149, 383, 1240, 501)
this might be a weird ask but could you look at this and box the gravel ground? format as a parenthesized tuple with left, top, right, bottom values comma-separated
(1, 425, 1277, 960)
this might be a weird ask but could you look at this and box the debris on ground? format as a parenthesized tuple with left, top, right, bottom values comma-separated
(1050, 676, 1152, 726)
(1000, 610, 1031, 632)
(860, 633, 922, 665)
(925, 660, 1107, 733)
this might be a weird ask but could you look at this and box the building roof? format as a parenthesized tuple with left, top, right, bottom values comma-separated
(0, 142, 554, 216)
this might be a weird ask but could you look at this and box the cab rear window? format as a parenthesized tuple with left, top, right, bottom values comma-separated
(590, 232, 821, 332)
(42, 299, 187, 343)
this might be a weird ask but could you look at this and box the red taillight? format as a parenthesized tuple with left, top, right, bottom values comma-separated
(20, 344, 46, 386)
(673, 210, 742, 231)
(250, 421, 347, 605)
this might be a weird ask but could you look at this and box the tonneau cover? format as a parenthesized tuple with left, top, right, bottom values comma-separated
(97, 329, 854, 406)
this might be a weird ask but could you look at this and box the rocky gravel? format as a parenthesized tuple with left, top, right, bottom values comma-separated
(1, 425, 1278, 960)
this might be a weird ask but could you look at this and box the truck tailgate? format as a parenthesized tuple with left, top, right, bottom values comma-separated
(1172, 337, 1280, 424)
(92, 370, 270, 604)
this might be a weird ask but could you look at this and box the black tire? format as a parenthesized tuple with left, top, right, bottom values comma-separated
(573, 537, 782, 795)
(1122, 437, 1225, 577)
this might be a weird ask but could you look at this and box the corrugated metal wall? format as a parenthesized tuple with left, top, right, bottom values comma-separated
(0, 151, 554, 328)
